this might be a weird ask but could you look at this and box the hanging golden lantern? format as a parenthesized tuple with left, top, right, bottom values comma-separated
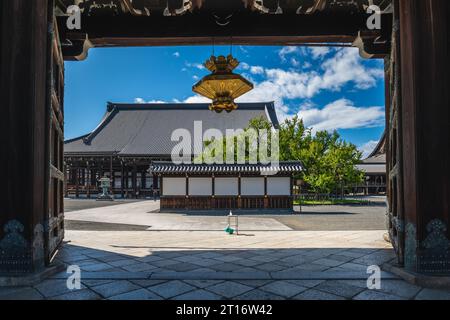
(192, 55, 254, 113)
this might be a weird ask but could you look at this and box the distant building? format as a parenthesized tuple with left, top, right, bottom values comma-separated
(355, 133, 387, 195)
(150, 162, 302, 211)
(64, 102, 279, 198)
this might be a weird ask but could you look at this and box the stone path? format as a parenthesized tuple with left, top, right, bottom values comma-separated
(2, 200, 450, 300)
(2, 230, 450, 300)
(65, 200, 292, 231)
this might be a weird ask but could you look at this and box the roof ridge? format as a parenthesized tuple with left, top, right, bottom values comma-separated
(82, 106, 119, 145)
(367, 130, 386, 158)
(64, 133, 90, 144)
(151, 160, 303, 165)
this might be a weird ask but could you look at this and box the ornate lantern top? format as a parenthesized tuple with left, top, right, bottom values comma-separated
(192, 55, 254, 113)
(204, 55, 240, 73)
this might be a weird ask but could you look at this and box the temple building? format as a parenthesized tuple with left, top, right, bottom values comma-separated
(355, 133, 387, 195)
(64, 102, 279, 198)
(150, 161, 302, 211)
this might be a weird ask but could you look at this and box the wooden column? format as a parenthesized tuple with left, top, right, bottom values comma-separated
(211, 174, 215, 208)
(185, 174, 189, 209)
(110, 155, 114, 197)
(98, 162, 103, 196)
(75, 168, 80, 198)
(64, 167, 69, 198)
(90, 168, 96, 187)
(141, 171, 146, 191)
(0, 0, 52, 274)
(290, 175, 294, 210)
(238, 174, 242, 209)
(124, 165, 128, 198)
(399, 0, 450, 274)
(121, 162, 125, 199)
(98, 162, 103, 178)
(86, 162, 91, 199)
(82, 168, 86, 188)
(132, 164, 137, 199)
(264, 176, 269, 209)
(153, 174, 159, 190)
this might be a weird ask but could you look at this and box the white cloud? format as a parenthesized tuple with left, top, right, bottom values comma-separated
(237, 47, 383, 102)
(173, 52, 180, 58)
(309, 47, 331, 59)
(278, 46, 298, 60)
(134, 98, 167, 104)
(279, 46, 330, 62)
(298, 99, 385, 133)
(298, 100, 316, 110)
(318, 48, 384, 90)
(192, 75, 199, 80)
(183, 95, 210, 104)
(250, 66, 265, 75)
(180, 48, 384, 125)
(359, 140, 380, 158)
(239, 46, 249, 54)
(303, 61, 312, 69)
(291, 58, 300, 67)
(239, 62, 250, 70)
(186, 62, 205, 70)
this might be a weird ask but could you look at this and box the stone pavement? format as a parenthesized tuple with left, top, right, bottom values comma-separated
(2, 200, 450, 300)
(65, 200, 292, 231)
(64, 199, 387, 231)
(64, 198, 143, 213)
(2, 230, 450, 300)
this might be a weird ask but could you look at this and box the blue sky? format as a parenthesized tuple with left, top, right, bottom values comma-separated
(64, 45, 385, 157)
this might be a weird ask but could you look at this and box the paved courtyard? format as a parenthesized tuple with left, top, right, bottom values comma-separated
(1, 199, 450, 300)
(64, 197, 387, 231)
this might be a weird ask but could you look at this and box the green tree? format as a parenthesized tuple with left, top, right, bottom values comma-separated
(196, 115, 364, 195)
(303, 135, 364, 195)
(196, 116, 277, 163)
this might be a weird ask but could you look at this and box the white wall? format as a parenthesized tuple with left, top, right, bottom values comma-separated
(163, 176, 291, 197)
(189, 178, 212, 196)
(241, 177, 265, 196)
(267, 177, 291, 196)
(215, 177, 238, 196)
(163, 177, 186, 196)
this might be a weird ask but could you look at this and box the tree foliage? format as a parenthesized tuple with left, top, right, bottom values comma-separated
(197, 115, 364, 194)
(274, 116, 364, 194)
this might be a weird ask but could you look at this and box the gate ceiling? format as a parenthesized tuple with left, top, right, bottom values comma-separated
(55, 0, 392, 60)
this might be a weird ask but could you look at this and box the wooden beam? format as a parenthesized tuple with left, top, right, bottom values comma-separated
(58, 12, 391, 60)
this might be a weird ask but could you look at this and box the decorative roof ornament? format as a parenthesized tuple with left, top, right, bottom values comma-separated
(192, 55, 254, 113)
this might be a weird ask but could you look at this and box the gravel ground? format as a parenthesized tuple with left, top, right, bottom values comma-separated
(64, 198, 145, 212)
(278, 202, 387, 231)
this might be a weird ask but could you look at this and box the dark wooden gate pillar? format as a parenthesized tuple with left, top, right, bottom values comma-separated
(398, 0, 450, 274)
(0, 0, 51, 274)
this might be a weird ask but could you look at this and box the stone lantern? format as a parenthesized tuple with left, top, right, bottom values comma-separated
(97, 176, 114, 201)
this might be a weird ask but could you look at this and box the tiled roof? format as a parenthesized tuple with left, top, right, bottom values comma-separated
(64, 102, 279, 157)
(356, 163, 387, 174)
(362, 153, 386, 164)
(149, 161, 303, 175)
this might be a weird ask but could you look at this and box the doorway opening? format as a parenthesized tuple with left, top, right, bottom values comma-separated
(59, 44, 393, 288)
